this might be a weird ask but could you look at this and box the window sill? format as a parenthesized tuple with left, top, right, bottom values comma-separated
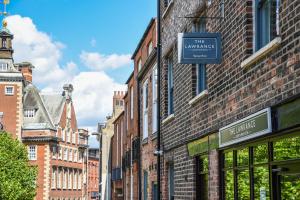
(142, 138, 148, 145)
(188, 90, 208, 106)
(162, 114, 174, 124)
(241, 37, 282, 68)
(162, 1, 174, 19)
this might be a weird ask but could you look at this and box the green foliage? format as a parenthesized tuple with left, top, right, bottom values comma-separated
(0, 131, 37, 200)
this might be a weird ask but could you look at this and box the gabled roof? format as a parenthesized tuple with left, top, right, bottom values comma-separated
(23, 84, 66, 130)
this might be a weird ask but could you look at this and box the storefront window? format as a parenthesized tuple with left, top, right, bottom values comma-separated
(222, 134, 300, 200)
(273, 136, 300, 161)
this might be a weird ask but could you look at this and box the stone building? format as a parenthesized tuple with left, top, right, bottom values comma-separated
(99, 91, 124, 200)
(0, 21, 89, 200)
(132, 18, 158, 200)
(159, 0, 300, 200)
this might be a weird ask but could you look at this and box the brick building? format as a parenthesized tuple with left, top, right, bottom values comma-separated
(122, 72, 140, 200)
(0, 21, 89, 200)
(88, 143, 100, 200)
(132, 18, 158, 200)
(159, 0, 300, 200)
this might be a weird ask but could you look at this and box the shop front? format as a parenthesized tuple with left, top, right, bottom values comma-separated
(219, 99, 300, 200)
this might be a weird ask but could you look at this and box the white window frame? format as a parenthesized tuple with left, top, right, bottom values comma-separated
(64, 148, 68, 161)
(78, 172, 82, 190)
(51, 168, 56, 189)
(152, 65, 158, 134)
(69, 149, 73, 162)
(57, 169, 61, 189)
(138, 59, 142, 71)
(62, 129, 65, 141)
(0, 62, 8, 71)
(28, 145, 37, 160)
(24, 109, 35, 118)
(74, 150, 78, 162)
(130, 86, 134, 119)
(63, 169, 67, 189)
(143, 80, 149, 139)
(68, 169, 72, 189)
(73, 170, 77, 189)
(72, 132, 76, 144)
(148, 41, 153, 56)
(5, 86, 14, 96)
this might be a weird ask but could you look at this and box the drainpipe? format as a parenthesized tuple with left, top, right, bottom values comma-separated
(137, 76, 142, 200)
(156, 0, 162, 199)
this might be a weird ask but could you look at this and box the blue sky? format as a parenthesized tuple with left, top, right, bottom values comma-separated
(4, 0, 156, 129)
(7, 0, 156, 83)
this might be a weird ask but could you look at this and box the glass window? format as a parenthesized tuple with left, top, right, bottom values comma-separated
(255, 0, 280, 51)
(148, 41, 153, 56)
(253, 144, 268, 164)
(0, 62, 8, 71)
(167, 55, 174, 115)
(273, 136, 300, 161)
(198, 155, 209, 200)
(24, 109, 35, 118)
(152, 65, 158, 133)
(237, 169, 250, 200)
(224, 170, 234, 200)
(138, 59, 142, 71)
(28, 145, 37, 160)
(168, 163, 174, 200)
(143, 80, 149, 139)
(224, 151, 233, 168)
(144, 171, 148, 200)
(237, 148, 249, 166)
(5, 86, 14, 95)
(130, 86, 134, 119)
(254, 166, 270, 200)
(52, 168, 56, 189)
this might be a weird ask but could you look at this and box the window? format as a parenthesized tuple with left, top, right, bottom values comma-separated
(52, 168, 56, 189)
(58, 147, 62, 160)
(28, 145, 36, 160)
(52, 146, 57, 159)
(143, 80, 149, 139)
(24, 109, 35, 118)
(0, 62, 8, 71)
(254, 0, 280, 51)
(72, 132, 76, 144)
(148, 41, 153, 56)
(78, 172, 82, 189)
(138, 59, 142, 71)
(144, 171, 148, 200)
(168, 163, 174, 200)
(64, 148, 68, 161)
(79, 152, 83, 163)
(63, 170, 67, 189)
(69, 149, 73, 162)
(73, 170, 77, 189)
(116, 124, 119, 166)
(68, 170, 72, 189)
(126, 103, 129, 130)
(2, 38, 7, 48)
(67, 129, 71, 143)
(152, 65, 158, 133)
(74, 150, 78, 162)
(167, 55, 174, 115)
(57, 169, 62, 189)
(193, 18, 207, 95)
(62, 129, 65, 141)
(5, 86, 14, 95)
(130, 86, 134, 119)
(196, 155, 209, 200)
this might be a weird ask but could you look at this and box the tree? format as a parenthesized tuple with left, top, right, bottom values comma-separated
(0, 131, 37, 200)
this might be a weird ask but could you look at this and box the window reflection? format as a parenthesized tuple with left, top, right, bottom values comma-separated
(224, 151, 233, 168)
(254, 166, 270, 200)
(237, 169, 250, 200)
(253, 144, 268, 164)
(237, 148, 249, 166)
(225, 170, 234, 200)
(274, 136, 300, 161)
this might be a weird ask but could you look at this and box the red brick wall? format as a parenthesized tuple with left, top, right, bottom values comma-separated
(88, 158, 99, 200)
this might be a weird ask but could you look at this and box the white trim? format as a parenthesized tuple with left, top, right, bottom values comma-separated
(162, 114, 174, 125)
(241, 37, 281, 68)
(188, 90, 208, 106)
(5, 85, 14, 95)
(219, 108, 272, 148)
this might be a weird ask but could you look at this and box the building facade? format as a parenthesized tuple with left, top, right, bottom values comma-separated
(0, 22, 88, 200)
(133, 18, 158, 200)
(159, 0, 300, 200)
(88, 147, 100, 200)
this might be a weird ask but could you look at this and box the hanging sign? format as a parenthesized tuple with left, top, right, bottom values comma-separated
(219, 108, 272, 148)
(178, 32, 222, 64)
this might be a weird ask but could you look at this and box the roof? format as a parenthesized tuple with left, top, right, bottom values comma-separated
(23, 84, 66, 130)
(131, 18, 156, 59)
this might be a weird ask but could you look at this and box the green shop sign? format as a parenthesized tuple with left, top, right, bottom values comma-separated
(187, 133, 219, 157)
(219, 108, 272, 148)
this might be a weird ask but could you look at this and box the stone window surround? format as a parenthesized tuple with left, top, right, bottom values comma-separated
(5, 85, 14, 95)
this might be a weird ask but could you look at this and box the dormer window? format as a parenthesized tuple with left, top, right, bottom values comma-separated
(2, 38, 7, 48)
(24, 109, 35, 118)
(0, 62, 8, 71)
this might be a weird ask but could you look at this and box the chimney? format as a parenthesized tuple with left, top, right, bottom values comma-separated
(63, 84, 74, 100)
(17, 62, 34, 83)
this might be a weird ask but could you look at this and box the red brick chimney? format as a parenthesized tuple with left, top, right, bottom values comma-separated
(16, 62, 34, 83)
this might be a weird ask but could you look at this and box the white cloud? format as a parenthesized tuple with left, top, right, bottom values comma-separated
(6, 15, 73, 86)
(6, 15, 128, 127)
(80, 51, 132, 71)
